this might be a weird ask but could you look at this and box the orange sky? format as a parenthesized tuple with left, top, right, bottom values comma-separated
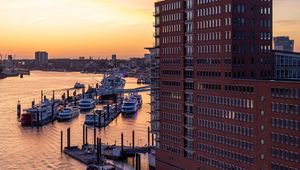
(0, 0, 299, 59)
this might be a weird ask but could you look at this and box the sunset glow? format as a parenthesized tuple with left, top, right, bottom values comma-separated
(0, 0, 299, 58)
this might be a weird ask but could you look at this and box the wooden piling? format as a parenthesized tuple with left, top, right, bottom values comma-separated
(132, 130, 135, 149)
(85, 126, 88, 144)
(97, 138, 100, 163)
(93, 127, 96, 149)
(135, 153, 141, 170)
(61, 131, 63, 153)
(17, 101, 21, 118)
(51, 103, 54, 123)
(32, 100, 35, 107)
(52, 90, 55, 100)
(37, 111, 40, 127)
(67, 128, 71, 148)
(67, 90, 69, 99)
(121, 133, 124, 155)
(83, 125, 85, 146)
(41, 90, 43, 103)
(106, 104, 109, 120)
(148, 127, 150, 146)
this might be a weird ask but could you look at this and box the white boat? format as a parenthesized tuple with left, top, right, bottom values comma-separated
(79, 99, 96, 110)
(131, 92, 142, 108)
(97, 70, 126, 92)
(74, 82, 85, 89)
(21, 99, 59, 126)
(57, 106, 80, 121)
(121, 96, 139, 113)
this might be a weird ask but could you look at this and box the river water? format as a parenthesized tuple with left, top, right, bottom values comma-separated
(0, 71, 151, 170)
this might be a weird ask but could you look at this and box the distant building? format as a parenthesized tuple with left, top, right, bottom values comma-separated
(35, 51, 48, 65)
(7, 55, 13, 67)
(274, 36, 294, 52)
(112, 54, 117, 62)
(274, 50, 300, 80)
(79, 56, 85, 60)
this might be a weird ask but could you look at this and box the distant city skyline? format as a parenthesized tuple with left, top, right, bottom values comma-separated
(0, 0, 299, 58)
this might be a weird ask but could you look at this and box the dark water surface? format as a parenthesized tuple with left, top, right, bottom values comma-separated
(0, 71, 150, 170)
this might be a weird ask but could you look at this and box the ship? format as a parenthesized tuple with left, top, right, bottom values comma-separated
(96, 70, 126, 101)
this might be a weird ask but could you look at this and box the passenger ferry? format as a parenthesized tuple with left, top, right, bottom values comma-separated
(21, 99, 60, 126)
(79, 99, 96, 110)
(121, 93, 142, 114)
(57, 106, 80, 121)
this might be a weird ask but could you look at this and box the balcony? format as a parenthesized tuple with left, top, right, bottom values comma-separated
(184, 135, 194, 141)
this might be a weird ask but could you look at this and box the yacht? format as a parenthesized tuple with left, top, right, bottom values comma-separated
(121, 96, 139, 114)
(79, 99, 96, 110)
(84, 110, 102, 125)
(57, 106, 80, 121)
(21, 99, 59, 126)
(131, 92, 142, 108)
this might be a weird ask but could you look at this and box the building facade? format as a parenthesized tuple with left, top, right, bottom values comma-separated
(35, 51, 48, 65)
(274, 36, 294, 52)
(152, 0, 300, 170)
(274, 50, 300, 81)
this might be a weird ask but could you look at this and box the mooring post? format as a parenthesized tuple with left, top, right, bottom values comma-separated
(97, 138, 100, 164)
(61, 131, 63, 153)
(152, 133, 154, 146)
(32, 100, 35, 108)
(99, 138, 102, 159)
(83, 125, 85, 146)
(106, 104, 109, 120)
(40, 110, 43, 127)
(41, 90, 43, 103)
(67, 127, 71, 148)
(67, 90, 69, 99)
(85, 126, 88, 144)
(37, 110, 40, 127)
(94, 126, 96, 149)
(148, 127, 150, 146)
(135, 153, 141, 170)
(17, 101, 21, 118)
(93, 111, 96, 126)
(132, 130, 135, 149)
(51, 102, 54, 124)
(98, 111, 101, 126)
(121, 133, 124, 155)
(52, 90, 55, 100)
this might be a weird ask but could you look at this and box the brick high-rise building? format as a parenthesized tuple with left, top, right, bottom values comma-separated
(148, 0, 300, 170)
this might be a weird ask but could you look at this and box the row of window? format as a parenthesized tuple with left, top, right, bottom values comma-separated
(161, 144, 181, 156)
(271, 147, 299, 163)
(271, 118, 300, 131)
(196, 0, 219, 5)
(162, 25, 181, 33)
(198, 107, 254, 123)
(161, 70, 181, 76)
(161, 58, 181, 65)
(196, 6, 221, 17)
(198, 83, 221, 91)
(196, 32, 221, 41)
(162, 36, 181, 44)
(161, 122, 181, 133)
(196, 58, 221, 65)
(271, 88, 300, 99)
(161, 91, 181, 100)
(198, 131, 254, 151)
(197, 119, 254, 137)
(271, 102, 300, 115)
(161, 2, 181, 12)
(271, 132, 300, 147)
(197, 155, 245, 170)
(224, 85, 254, 94)
(161, 102, 181, 111)
(271, 162, 299, 170)
(162, 112, 181, 122)
(161, 133, 180, 144)
(196, 71, 221, 77)
(162, 81, 180, 87)
(197, 95, 254, 109)
(198, 143, 254, 164)
(162, 13, 181, 23)
(162, 47, 181, 54)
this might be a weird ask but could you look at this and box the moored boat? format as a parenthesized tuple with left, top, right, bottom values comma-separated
(57, 106, 80, 121)
(79, 99, 96, 110)
(121, 96, 139, 114)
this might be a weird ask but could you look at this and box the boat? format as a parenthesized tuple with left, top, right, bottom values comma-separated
(79, 99, 96, 110)
(57, 106, 80, 121)
(74, 82, 85, 89)
(121, 95, 139, 113)
(20, 99, 60, 126)
(84, 110, 102, 125)
(96, 70, 126, 100)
